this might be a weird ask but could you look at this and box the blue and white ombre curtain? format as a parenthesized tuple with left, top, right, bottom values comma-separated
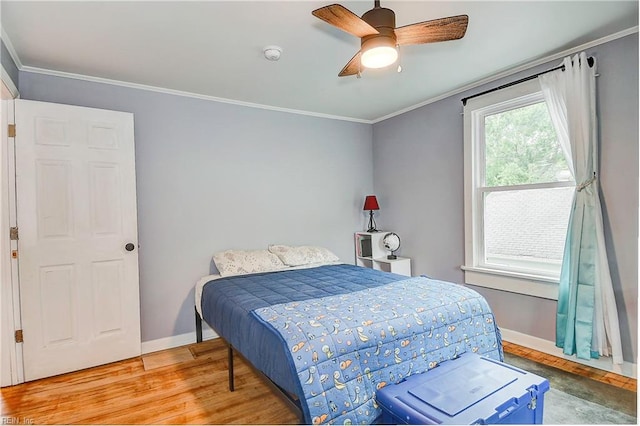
(539, 52, 623, 364)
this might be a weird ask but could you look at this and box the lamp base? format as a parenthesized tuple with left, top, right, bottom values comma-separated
(387, 254, 397, 260)
(367, 210, 378, 233)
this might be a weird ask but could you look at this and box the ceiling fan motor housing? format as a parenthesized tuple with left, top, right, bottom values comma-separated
(361, 7, 397, 49)
(361, 6, 396, 29)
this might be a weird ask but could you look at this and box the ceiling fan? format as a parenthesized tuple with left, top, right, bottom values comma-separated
(312, 1, 468, 77)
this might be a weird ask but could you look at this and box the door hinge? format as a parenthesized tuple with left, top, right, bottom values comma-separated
(9, 226, 18, 240)
(8, 124, 15, 138)
(15, 329, 23, 343)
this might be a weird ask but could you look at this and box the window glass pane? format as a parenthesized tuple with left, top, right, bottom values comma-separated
(484, 187, 573, 275)
(484, 102, 571, 187)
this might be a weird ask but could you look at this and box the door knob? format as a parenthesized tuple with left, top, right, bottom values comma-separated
(125, 243, 135, 252)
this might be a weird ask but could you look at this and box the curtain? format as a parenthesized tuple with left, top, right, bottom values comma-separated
(539, 52, 623, 364)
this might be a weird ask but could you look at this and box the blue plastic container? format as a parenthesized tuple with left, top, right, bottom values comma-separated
(376, 352, 549, 424)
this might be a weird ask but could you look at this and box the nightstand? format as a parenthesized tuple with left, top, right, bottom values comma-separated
(354, 231, 411, 276)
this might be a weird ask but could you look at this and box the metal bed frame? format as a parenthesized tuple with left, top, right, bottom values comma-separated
(195, 307, 304, 422)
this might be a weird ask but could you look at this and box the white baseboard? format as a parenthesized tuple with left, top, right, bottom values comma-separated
(141, 325, 637, 379)
(141, 323, 219, 354)
(501, 327, 637, 379)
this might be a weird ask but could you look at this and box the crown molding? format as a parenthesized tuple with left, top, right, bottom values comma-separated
(371, 25, 639, 123)
(0, 28, 23, 70)
(19, 65, 373, 124)
(5, 15, 371, 123)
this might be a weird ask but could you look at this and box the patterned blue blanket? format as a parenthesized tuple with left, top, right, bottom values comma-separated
(252, 276, 502, 425)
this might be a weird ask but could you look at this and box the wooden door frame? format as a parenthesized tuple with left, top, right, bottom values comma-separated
(1, 66, 23, 387)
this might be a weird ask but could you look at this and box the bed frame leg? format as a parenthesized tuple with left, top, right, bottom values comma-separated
(228, 344, 235, 391)
(195, 307, 203, 343)
(193, 309, 236, 393)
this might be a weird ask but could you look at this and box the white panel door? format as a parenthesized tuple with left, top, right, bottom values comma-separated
(15, 99, 140, 381)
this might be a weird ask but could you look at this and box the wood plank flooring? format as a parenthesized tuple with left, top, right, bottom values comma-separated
(503, 341, 637, 391)
(1, 339, 636, 424)
(1, 339, 299, 424)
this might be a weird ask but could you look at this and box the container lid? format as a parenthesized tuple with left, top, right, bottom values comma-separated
(408, 359, 520, 416)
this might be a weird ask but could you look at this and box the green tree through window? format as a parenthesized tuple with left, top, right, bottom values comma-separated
(484, 102, 569, 187)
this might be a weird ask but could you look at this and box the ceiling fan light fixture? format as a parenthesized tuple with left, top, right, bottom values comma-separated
(361, 45, 398, 69)
(360, 33, 398, 69)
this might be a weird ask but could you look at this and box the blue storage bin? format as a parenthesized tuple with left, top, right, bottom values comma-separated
(376, 352, 549, 424)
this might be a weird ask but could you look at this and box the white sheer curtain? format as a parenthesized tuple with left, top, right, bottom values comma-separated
(539, 52, 623, 364)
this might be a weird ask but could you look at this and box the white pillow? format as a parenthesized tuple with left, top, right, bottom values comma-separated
(212, 249, 286, 277)
(268, 245, 340, 267)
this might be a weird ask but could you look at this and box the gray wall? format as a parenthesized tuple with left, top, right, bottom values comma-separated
(18, 72, 374, 342)
(372, 33, 638, 363)
(1, 39, 19, 89)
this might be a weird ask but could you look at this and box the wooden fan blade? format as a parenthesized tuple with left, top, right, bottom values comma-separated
(312, 4, 379, 38)
(395, 15, 468, 46)
(338, 51, 362, 77)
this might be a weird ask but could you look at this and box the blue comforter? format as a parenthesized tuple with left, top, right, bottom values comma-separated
(199, 264, 502, 424)
(253, 276, 502, 424)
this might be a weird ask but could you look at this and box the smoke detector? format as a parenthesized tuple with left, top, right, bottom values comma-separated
(263, 45, 282, 61)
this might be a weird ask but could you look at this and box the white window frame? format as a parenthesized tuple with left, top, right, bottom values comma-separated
(463, 78, 573, 300)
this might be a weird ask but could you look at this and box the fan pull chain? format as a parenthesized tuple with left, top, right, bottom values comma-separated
(397, 44, 402, 73)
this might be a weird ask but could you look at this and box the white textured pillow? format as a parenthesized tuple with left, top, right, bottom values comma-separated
(212, 249, 286, 277)
(268, 245, 340, 267)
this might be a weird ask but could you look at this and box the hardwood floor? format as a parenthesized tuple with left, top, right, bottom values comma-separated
(503, 341, 637, 391)
(1, 339, 636, 424)
(1, 339, 300, 425)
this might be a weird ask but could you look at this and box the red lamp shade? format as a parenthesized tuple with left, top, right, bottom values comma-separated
(363, 195, 379, 211)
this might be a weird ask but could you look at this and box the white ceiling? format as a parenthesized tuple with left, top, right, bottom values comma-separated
(1, 1, 638, 122)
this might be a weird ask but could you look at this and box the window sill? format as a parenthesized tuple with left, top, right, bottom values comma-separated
(461, 266, 559, 300)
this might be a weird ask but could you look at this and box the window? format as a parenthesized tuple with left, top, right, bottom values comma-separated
(463, 79, 574, 299)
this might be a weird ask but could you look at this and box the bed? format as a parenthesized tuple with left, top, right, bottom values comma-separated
(194, 246, 503, 425)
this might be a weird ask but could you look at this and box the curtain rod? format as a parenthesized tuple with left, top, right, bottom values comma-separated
(461, 56, 594, 106)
